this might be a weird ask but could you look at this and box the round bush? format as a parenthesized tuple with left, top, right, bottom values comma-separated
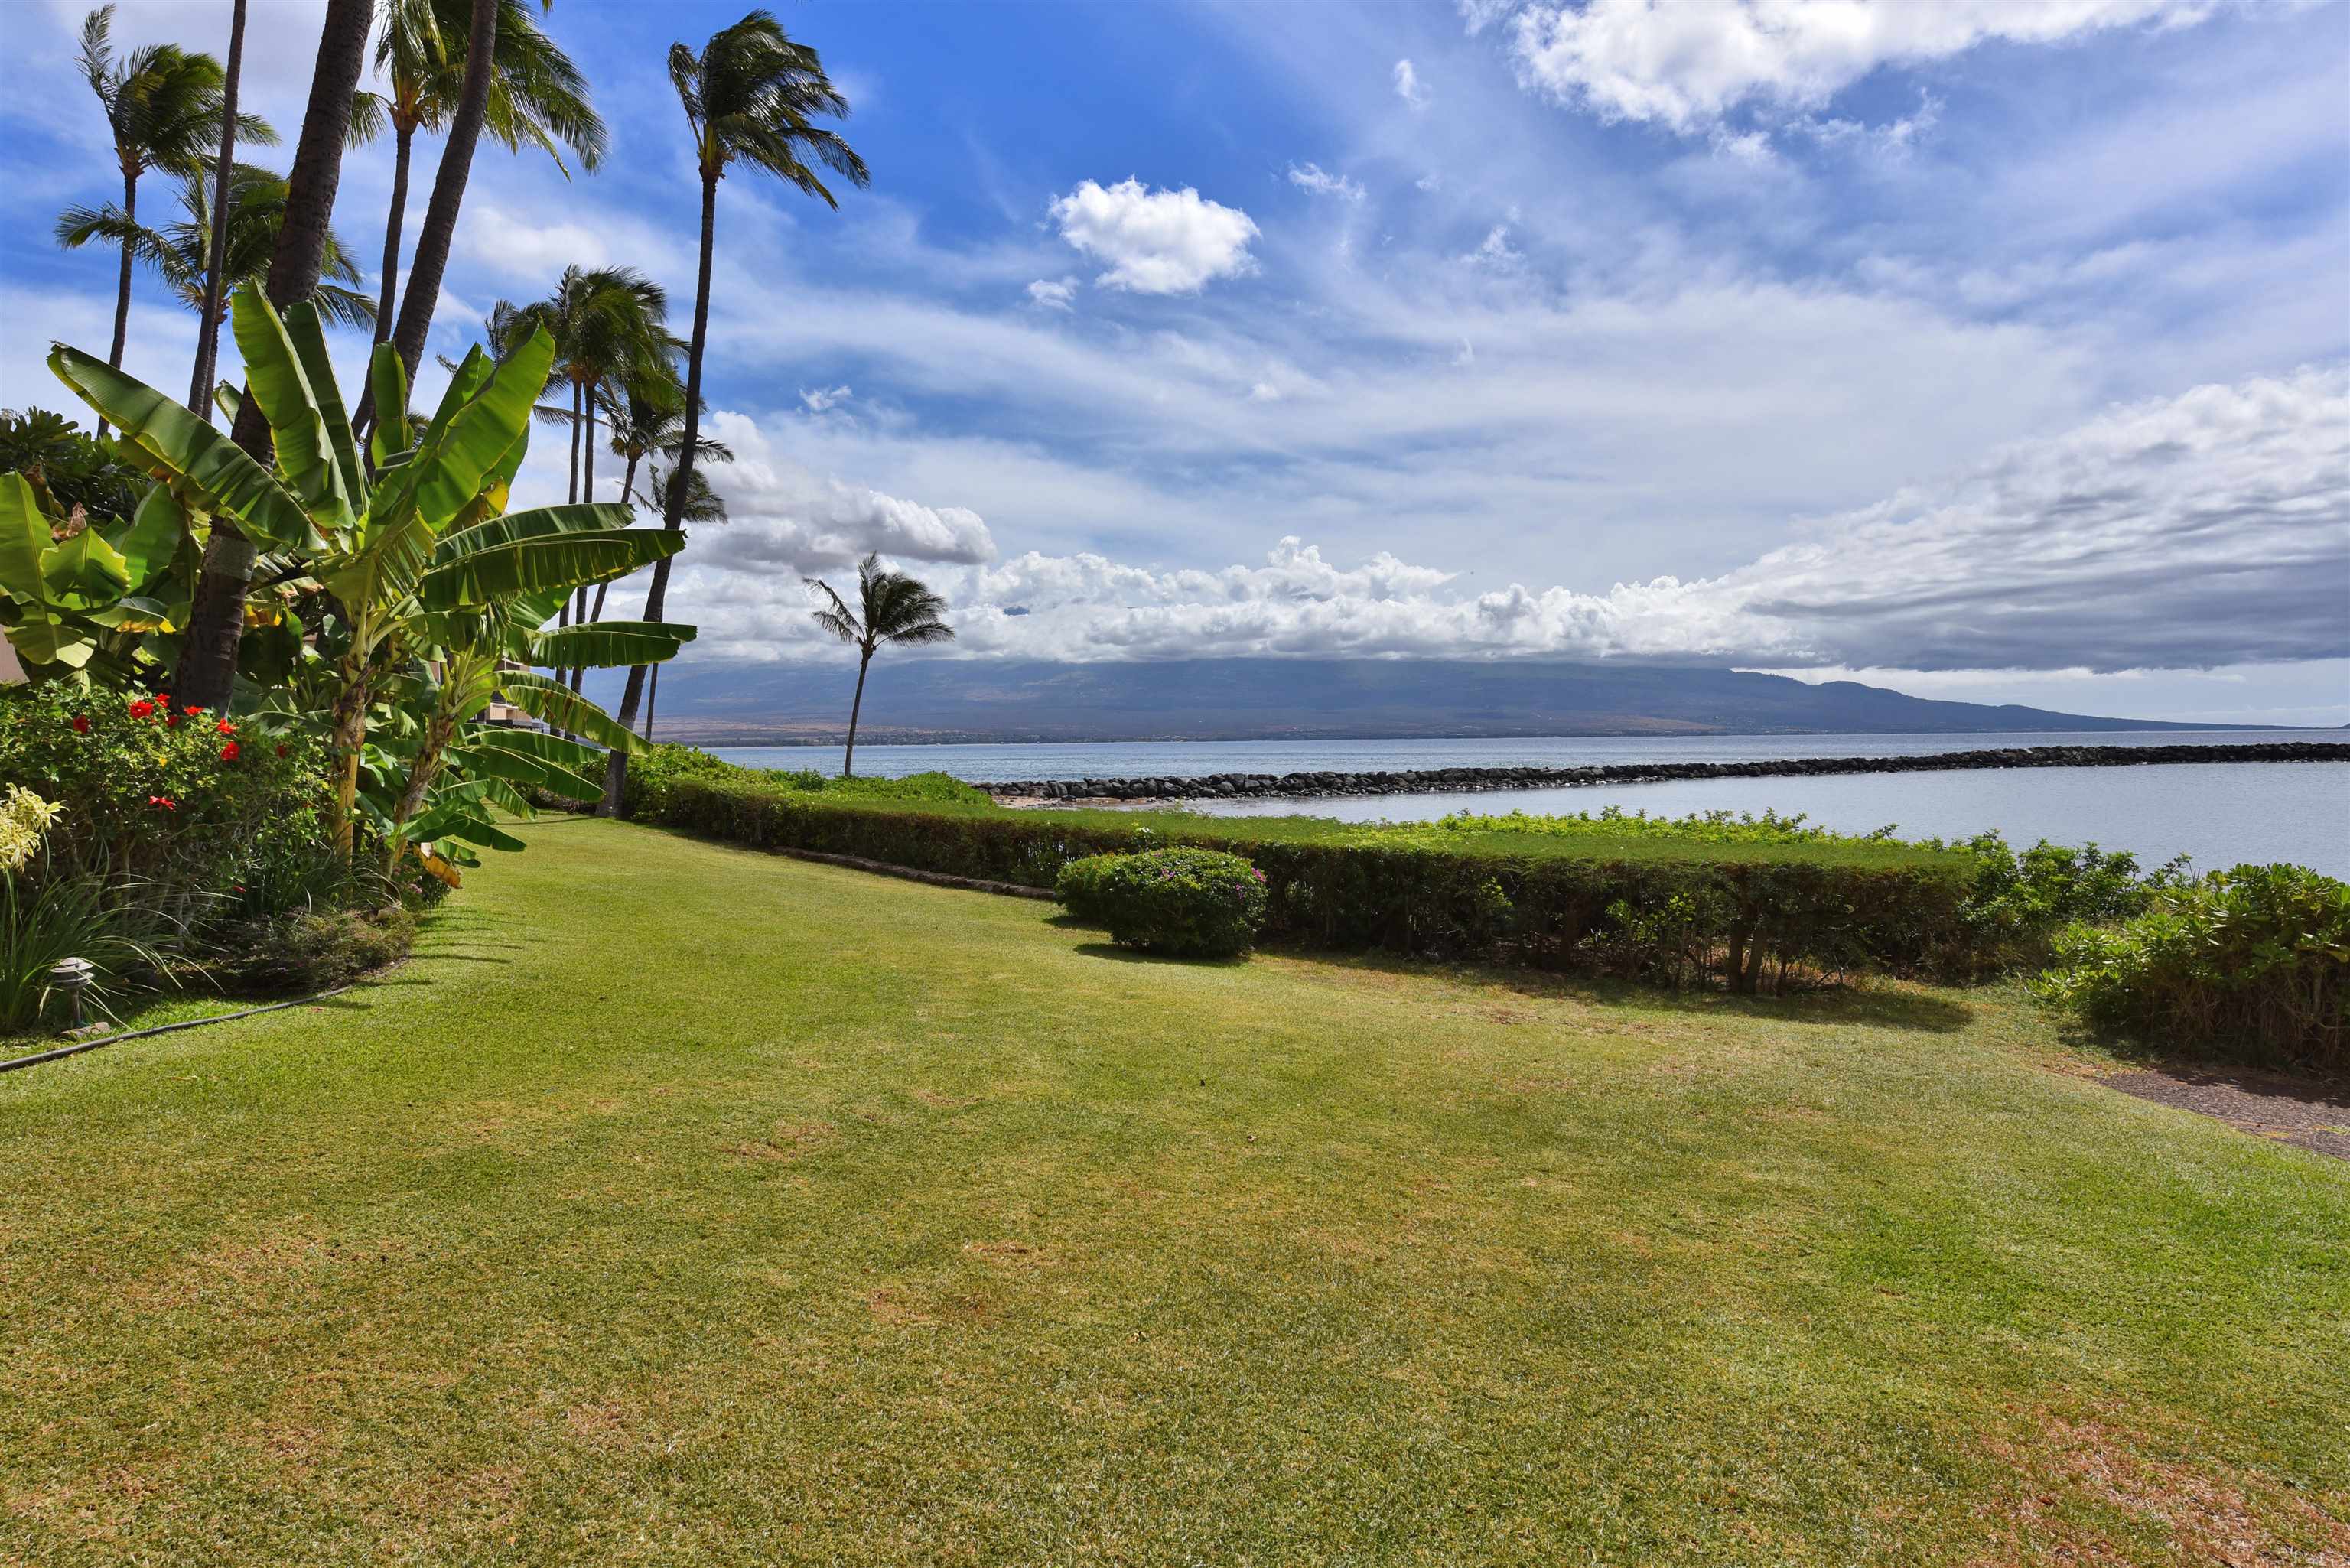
(1055, 847, 1268, 958)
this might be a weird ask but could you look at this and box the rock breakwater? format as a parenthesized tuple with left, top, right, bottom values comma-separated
(978, 742, 2346, 804)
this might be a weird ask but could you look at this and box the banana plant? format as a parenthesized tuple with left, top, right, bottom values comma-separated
(31, 284, 695, 863)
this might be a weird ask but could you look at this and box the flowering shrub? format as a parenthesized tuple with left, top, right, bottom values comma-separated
(1054, 847, 1268, 958)
(0, 681, 330, 900)
(2034, 864, 2348, 1074)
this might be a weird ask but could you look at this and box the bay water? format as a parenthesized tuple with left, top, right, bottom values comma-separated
(709, 730, 2350, 878)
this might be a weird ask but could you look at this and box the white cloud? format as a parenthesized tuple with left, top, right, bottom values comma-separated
(1482, 0, 2226, 131)
(1465, 224, 1523, 268)
(671, 370, 2348, 672)
(1048, 177, 1261, 294)
(1287, 161, 1367, 202)
(688, 412, 998, 586)
(1392, 58, 1429, 110)
(1026, 277, 1077, 310)
(799, 385, 853, 413)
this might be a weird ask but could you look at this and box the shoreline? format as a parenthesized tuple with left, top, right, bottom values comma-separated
(977, 741, 2348, 806)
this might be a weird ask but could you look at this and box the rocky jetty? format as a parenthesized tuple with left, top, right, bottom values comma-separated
(978, 742, 2347, 804)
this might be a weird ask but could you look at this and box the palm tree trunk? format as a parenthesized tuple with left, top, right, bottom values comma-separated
(571, 395, 596, 693)
(646, 661, 659, 742)
(843, 650, 871, 778)
(99, 166, 135, 438)
(175, 0, 373, 715)
(372, 121, 413, 346)
(601, 169, 718, 814)
(566, 379, 581, 507)
(384, 0, 497, 381)
(187, 0, 247, 419)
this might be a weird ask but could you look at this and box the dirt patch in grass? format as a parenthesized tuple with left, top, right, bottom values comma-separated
(1977, 1408, 2350, 1566)
(2103, 1068, 2350, 1160)
(730, 1121, 836, 1162)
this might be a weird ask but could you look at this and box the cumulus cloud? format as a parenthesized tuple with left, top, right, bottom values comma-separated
(1478, 0, 2223, 131)
(1287, 161, 1367, 201)
(1025, 277, 1077, 310)
(688, 412, 998, 587)
(1392, 58, 1428, 109)
(672, 370, 2348, 671)
(1048, 177, 1260, 294)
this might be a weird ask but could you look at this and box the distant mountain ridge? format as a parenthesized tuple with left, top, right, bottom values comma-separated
(618, 658, 2273, 746)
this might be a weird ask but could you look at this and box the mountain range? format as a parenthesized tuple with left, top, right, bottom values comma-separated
(610, 659, 2270, 747)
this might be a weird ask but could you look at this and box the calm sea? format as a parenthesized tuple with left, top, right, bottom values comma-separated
(708, 730, 2350, 878)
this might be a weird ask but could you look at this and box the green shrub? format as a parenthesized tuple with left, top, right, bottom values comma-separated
(652, 776, 1974, 991)
(2034, 864, 2348, 1075)
(1057, 849, 1269, 957)
(203, 904, 416, 995)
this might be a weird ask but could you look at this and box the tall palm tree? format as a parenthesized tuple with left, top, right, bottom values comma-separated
(187, 0, 247, 415)
(805, 554, 952, 778)
(67, 5, 276, 423)
(366, 0, 604, 350)
(176, 0, 376, 712)
(58, 164, 376, 378)
(600, 9, 867, 813)
(636, 464, 729, 726)
(492, 265, 672, 510)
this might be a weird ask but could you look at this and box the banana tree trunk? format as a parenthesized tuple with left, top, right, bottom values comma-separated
(327, 658, 371, 857)
(176, 0, 373, 714)
(187, 0, 247, 418)
(385, 0, 496, 382)
(601, 168, 718, 815)
(383, 711, 457, 873)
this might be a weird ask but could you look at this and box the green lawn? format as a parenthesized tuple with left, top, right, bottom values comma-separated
(2, 817, 2343, 1566)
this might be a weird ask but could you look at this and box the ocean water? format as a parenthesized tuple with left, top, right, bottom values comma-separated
(708, 730, 2350, 878)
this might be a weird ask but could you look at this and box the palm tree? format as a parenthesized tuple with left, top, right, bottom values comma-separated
(599, 9, 867, 813)
(187, 0, 246, 414)
(366, 0, 604, 350)
(806, 554, 952, 777)
(176, 0, 376, 712)
(67, 5, 276, 422)
(58, 164, 376, 384)
(636, 464, 729, 728)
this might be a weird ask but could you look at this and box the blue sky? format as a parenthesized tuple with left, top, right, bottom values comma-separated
(3, 0, 2346, 723)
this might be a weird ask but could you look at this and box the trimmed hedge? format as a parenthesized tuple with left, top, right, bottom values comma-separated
(1058, 849, 1269, 957)
(649, 776, 1975, 991)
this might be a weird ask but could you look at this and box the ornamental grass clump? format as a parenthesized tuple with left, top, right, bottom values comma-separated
(1057, 848, 1268, 958)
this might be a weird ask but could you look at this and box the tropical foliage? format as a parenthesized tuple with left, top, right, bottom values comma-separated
(1056, 848, 1271, 958)
(6, 285, 695, 880)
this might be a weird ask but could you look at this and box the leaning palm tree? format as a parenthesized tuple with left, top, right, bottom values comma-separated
(366, 0, 605, 348)
(66, 5, 275, 412)
(600, 8, 867, 813)
(633, 464, 729, 723)
(805, 554, 952, 777)
(58, 165, 376, 376)
(491, 265, 672, 509)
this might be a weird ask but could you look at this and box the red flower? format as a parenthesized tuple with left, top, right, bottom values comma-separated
(275, 743, 288, 758)
(181, 705, 206, 719)
(154, 691, 171, 711)
(165, 712, 180, 727)
(215, 719, 236, 736)
(129, 698, 155, 719)
(71, 714, 90, 734)
(220, 740, 241, 762)
(148, 795, 177, 812)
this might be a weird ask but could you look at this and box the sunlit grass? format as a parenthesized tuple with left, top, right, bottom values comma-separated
(1, 815, 2342, 1565)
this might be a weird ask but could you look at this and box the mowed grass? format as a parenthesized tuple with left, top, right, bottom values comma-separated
(2, 818, 2344, 1566)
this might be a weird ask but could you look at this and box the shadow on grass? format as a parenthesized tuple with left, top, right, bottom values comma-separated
(1072, 942, 1250, 969)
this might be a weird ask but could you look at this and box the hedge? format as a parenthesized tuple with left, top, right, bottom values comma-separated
(648, 776, 1977, 992)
